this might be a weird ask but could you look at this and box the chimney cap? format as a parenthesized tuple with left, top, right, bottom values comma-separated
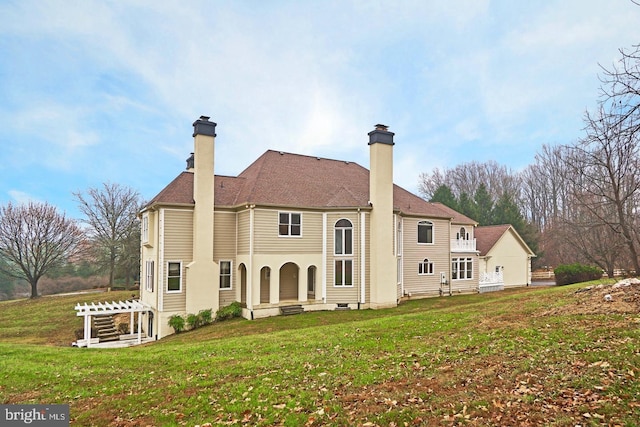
(193, 115, 217, 137)
(368, 123, 395, 146)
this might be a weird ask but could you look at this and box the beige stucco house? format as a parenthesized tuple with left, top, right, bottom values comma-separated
(476, 224, 536, 291)
(139, 116, 483, 339)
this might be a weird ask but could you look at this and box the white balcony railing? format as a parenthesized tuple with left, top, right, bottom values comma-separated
(479, 271, 504, 285)
(451, 238, 476, 252)
(479, 271, 504, 293)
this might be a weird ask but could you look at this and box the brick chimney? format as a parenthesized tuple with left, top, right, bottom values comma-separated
(368, 124, 397, 308)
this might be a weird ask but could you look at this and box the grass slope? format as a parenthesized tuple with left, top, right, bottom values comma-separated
(0, 284, 638, 426)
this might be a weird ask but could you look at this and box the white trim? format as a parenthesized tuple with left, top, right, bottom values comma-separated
(248, 206, 254, 309)
(360, 211, 366, 304)
(158, 209, 165, 311)
(141, 213, 149, 244)
(417, 220, 435, 245)
(451, 256, 473, 280)
(418, 258, 434, 275)
(278, 211, 303, 237)
(322, 213, 327, 302)
(219, 260, 233, 290)
(333, 259, 354, 287)
(333, 218, 354, 256)
(166, 260, 183, 293)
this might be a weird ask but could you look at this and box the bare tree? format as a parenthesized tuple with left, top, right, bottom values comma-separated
(599, 43, 640, 136)
(568, 103, 640, 273)
(419, 160, 520, 203)
(0, 202, 83, 298)
(74, 183, 142, 287)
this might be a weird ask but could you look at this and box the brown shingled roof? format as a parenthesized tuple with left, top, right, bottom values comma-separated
(430, 202, 478, 225)
(475, 224, 513, 256)
(145, 149, 464, 218)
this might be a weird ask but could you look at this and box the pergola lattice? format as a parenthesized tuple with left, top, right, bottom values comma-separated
(74, 299, 150, 348)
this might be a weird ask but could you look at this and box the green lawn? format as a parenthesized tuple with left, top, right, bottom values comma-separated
(0, 283, 638, 426)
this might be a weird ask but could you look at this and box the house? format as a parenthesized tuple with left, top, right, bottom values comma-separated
(475, 224, 536, 291)
(139, 116, 483, 339)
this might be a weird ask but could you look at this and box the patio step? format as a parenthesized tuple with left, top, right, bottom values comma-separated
(280, 305, 304, 316)
(93, 315, 119, 342)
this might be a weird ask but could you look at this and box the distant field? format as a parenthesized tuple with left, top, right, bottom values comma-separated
(0, 282, 638, 426)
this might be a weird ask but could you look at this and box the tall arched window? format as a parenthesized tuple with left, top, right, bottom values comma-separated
(334, 219, 353, 255)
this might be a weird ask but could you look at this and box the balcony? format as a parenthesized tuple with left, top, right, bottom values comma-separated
(451, 238, 476, 252)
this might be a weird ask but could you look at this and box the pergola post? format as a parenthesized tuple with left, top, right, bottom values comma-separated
(84, 314, 91, 348)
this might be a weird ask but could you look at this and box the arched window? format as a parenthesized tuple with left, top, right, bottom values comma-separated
(419, 258, 434, 275)
(334, 219, 353, 255)
(418, 221, 434, 244)
(458, 227, 468, 240)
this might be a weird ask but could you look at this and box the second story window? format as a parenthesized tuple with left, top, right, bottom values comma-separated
(334, 219, 353, 255)
(141, 214, 149, 244)
(418, 220, 434, 244)
(279, 212, 301, 236)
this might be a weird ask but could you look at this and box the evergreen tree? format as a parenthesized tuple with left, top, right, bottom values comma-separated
(473, 183, 493, 225)
(457, 192, 477, 221)
(429, 184, 458, 210)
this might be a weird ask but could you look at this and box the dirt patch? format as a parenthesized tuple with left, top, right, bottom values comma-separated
(541, 278, 640, 316)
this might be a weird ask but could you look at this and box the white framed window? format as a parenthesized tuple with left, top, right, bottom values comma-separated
(418, 220, 434, 244)
(145, 260, 155, 292)
(334, 219, 353, 255)
(452, 257, 473, 280)
(334, 259, 353, 287)
(419, 258, 434, 275)
(141, 214, 149, 244)
(167, 261, 182, 292)
(220, 260, 232, 289)
(279, 212, 302, 236)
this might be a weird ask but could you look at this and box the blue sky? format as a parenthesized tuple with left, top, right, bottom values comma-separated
(1, 0, 638, 219)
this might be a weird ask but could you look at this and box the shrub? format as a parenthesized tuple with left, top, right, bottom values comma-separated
(117, 323, 130, 334)
(554, 263, 604, 286)
(198, 309, 213, 325)
(168, 314, 185, 333)
(215, 302, 242, 321)
(186, 313, 203, 330)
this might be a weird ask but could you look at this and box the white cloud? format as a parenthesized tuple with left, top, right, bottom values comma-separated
(8, 190, 41, 205)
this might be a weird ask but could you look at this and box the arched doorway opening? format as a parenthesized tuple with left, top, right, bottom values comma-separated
(239, 263, 247, 306)
(260, 266, 271, 304)
(279, 262, 299, 301)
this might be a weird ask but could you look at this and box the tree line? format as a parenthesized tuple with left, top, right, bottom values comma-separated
(420, 43, 640, 276)
(0, 183, 143, 299)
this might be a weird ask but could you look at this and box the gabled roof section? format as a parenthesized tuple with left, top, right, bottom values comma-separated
(146, 172, 195, 206)
(475, 224, 535, 257)
(430, 202, 478, 225)
(144, 150, 475, 220)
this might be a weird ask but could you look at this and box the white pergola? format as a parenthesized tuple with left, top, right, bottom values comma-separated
(74, 299, 150, 348)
